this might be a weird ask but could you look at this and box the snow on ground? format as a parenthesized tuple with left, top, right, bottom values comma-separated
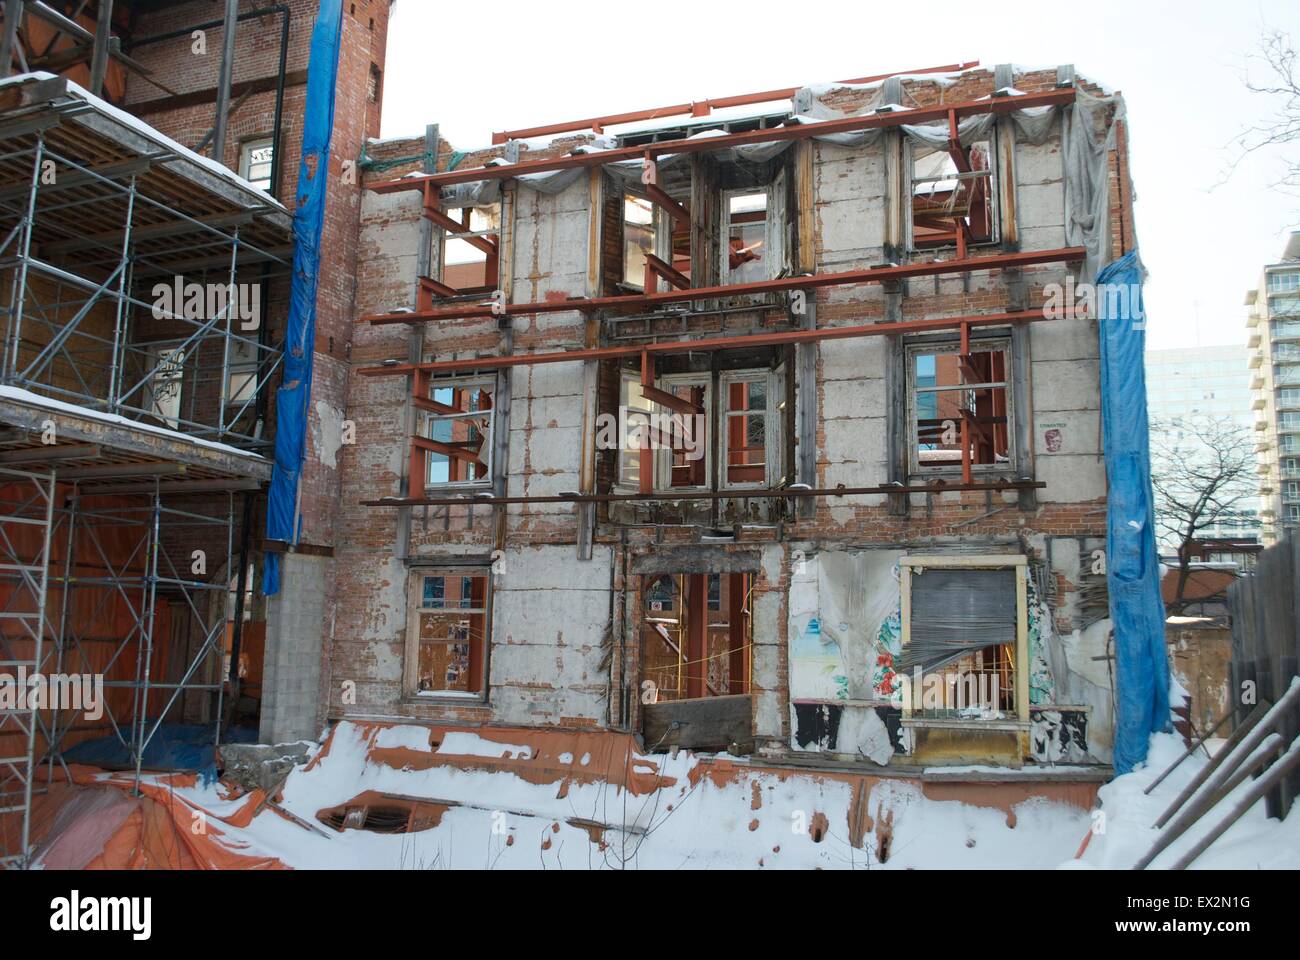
(1067, 732, 1300, 870)
(146, 721, 1096, 870)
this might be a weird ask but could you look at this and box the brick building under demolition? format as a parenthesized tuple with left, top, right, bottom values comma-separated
(0, 0, 1145, 870)
(336, 60, 1133, 771)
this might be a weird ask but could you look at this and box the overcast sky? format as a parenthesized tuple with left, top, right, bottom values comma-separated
(380, 0, 1300, 352)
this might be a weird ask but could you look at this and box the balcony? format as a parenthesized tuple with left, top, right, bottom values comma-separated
(1251, 351, 1264, 368)
(1248, 331, 1262, 348)
(1255, 419, 1268, 432)
(1252, 373, 1266, 391)
(1257, 438, 1273, 453)
(1254, 396, 1267, 411)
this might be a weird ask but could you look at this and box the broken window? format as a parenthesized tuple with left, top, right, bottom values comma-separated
(438, 205, 500, 292)
(622, 194, 656, 289)
(898, 558, 1026, 720)
(909, 136, 997, 252)
(640, 572, 752, 702)
(408, 568, 490, 698)
(239, 137, 274, 194)
(717, 166, 787, 287)
(723, 190, 768, 284)
(908, 340, 1012, 475)
(416, 378, 494, 488)
(613, 360, 785, 494)
(660, 374, 710, 489)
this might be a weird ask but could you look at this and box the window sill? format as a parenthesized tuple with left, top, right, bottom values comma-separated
(902, 716, 1029, 731)
(403, 693, 489, 708)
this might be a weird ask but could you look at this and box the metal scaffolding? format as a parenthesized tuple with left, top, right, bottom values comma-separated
(0, 77, 291, 453)
(0, 75, 287, 869)
(0, 478, 236, 869)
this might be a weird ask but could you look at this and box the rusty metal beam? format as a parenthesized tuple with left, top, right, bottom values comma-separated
(360, 246, 1082, 327)
(488, 62, 981, 144)
(375, 88, 1074, 194)
(643, 253, 691, 294)
(644, 182, 690, 229)
(421, 196, 499, 257)
(360, 308, 1068, 379)
(363, 478, 1046, 509)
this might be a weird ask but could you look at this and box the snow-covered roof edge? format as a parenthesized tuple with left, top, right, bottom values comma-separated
(0, 72, 288, 215)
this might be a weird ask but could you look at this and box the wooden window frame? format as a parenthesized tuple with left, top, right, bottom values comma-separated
(899, 554, 1029, 723)
(404, 567, 492, 701)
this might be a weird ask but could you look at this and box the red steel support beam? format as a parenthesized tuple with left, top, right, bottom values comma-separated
(360, 307, 1072, 380)
(422, 189, 499, 257)
(375, 88, 1075, 194)
(960, 320, 972, 484)
(642, 253, 691, 295)
(488, 62, 980, 144)
(644, 182, 690, 229)
(361, 246, 1083, 326)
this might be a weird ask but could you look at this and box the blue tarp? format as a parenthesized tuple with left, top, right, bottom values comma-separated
(264, 0, 344, 596)
(1097, 249, 1171, 774)
(62, 724, 259, 784)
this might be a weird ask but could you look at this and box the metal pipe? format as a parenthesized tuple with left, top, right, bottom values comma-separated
(1168, 738, 1300, 870)
(211, 0, 239, 164)
(363, 479, 1046, 510)
(1143, 707, 1235, 795)
(89, 0, 113, 96)
(0, 0, 22, 81)
(490, 61, 979, 145)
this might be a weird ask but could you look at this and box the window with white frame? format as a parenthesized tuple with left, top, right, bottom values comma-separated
(420, 379, 494, 487)
(407, 568, 490, 698)
(224, 338, 259, 408)
(618, 375, 657, 488)
(239, 138, 274, 194)
(908, 339, 1013, 475)
(722, 189, 772, 284)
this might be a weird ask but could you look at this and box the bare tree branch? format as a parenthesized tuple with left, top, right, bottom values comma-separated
(1150, 415, 1256, 613)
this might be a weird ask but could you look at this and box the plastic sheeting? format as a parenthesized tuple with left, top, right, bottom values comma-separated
(1097, 249, 1170, 774)
(264, 0, 344, 596)
(473, 83, 1119, 286)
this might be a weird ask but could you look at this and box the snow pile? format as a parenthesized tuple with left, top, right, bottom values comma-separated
(141, 721, 1097, 870)
(1067, 732, 1300, 869)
